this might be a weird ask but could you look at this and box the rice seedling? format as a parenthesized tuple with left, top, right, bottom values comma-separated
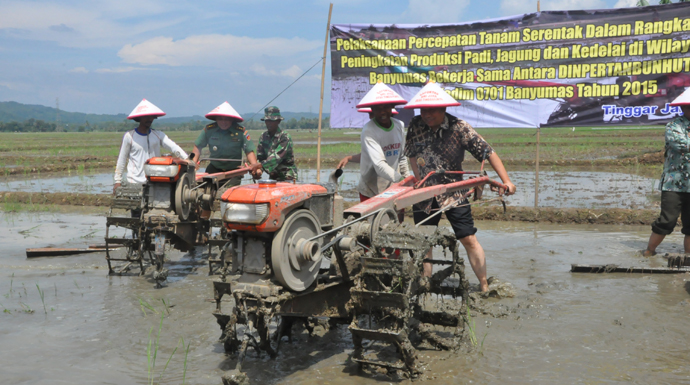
(463, 306, 478, 347)
(36, 283, 46, 314)
(139, 297, 159, 317)
(1, 303, 10, 314)
(146, 312, 182, 385)
(182, 338, 190, 385)
(160, 298, 171, 315)
(20, 302, 33, 313)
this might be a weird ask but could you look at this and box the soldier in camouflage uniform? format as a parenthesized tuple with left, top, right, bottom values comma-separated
(251, 106, 298, 181)
(644, 92, 690, 256)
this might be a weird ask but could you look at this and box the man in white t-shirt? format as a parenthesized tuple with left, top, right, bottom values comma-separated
(113, 99, 189, 193)
(337, 83, 410, 211)
(339, 104, 410, 204)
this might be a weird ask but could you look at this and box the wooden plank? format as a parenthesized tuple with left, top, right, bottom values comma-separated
(26, 247, 110, 258)
(571, 264, 690, 274)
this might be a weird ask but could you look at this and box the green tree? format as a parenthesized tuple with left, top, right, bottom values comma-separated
(659, 0, 671, 3)
(637, 0, 649, 5)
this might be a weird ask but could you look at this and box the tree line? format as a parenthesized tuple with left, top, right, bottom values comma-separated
(0, 117, 331, 132)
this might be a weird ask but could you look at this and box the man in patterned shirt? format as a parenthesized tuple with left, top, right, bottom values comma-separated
(644, 89, 690, 256)
(251, 106, 298, 181)
(404, 82, 516, 292)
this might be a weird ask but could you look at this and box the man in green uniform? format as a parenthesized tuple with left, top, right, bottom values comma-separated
(191, 102, 259, 189)
(251, 106, 297, 181)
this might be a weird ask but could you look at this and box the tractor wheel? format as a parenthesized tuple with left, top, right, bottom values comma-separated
(271, 209, 323, 292)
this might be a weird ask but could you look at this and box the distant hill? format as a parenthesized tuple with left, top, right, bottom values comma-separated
(0, 101, 329, 124)
(0, 101, 128, 125)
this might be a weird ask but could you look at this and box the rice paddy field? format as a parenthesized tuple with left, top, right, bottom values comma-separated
(0, 125, 666, 173)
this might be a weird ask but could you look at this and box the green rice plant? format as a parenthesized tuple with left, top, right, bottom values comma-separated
(74, 279, 83, 297)
(36, 283, 46, 314)
(147, 313, 182, 385)
(160, 298, 171, 315)
(463, 306, 478, 347)
(182, 337, 190, 385)
(139, 297, 159, 317)
(77, 164, 85, 174)
(20, 302, 33, 313)
(1, 303, 10, 314)
(8, 273, 14, 297)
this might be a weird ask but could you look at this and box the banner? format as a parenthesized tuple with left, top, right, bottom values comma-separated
(330, 3, 690, 128)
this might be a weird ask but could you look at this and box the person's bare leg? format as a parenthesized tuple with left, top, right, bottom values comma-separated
(459, 235, 488, 292)
(423, 250, 433, 277)
(684, 234, 690, 254)
(644, 232, 665, 256)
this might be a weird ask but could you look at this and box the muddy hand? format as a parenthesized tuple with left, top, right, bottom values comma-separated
(504, 182, 516, 196)
(113, 183, 121, 194)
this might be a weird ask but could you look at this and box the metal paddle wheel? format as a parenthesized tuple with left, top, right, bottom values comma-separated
(105, 154, 250, 286)
(214, 170, 506, 384)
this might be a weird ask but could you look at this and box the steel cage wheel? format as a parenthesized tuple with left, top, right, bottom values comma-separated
(271, 209, 323, 292)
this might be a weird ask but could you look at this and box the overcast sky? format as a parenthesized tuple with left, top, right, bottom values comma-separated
(0, 0, 643, 117)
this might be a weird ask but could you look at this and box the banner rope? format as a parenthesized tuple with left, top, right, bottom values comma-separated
(246, 57, 324, 121)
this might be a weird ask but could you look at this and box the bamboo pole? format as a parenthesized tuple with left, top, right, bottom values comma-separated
(534, 0, 540, 208)
(535, 127, 540, 208)
(316, 3, 333, 182)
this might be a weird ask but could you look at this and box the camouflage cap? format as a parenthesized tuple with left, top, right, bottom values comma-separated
(261, 106, 284, 121)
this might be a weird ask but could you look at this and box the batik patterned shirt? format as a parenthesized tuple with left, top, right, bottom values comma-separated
(661, 116, 690, 192)
(404, 113, 494, 213)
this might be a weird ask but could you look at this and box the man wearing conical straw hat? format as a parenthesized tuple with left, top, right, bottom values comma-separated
(337, 82, 410, 211)
(403, 82, 516, 292)
(114, 99, 188, 194)
(191, 101, 259, 182)
(644, 89, 690, 256)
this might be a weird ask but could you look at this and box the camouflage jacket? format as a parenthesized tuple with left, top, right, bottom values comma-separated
(661, 116, 690, 192)
(257, 127, 297, 181)
(404, 113, 494, 213)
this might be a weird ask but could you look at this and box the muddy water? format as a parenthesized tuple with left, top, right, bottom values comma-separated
(0, 167, 661, 210)
(2, 211, 690, 384)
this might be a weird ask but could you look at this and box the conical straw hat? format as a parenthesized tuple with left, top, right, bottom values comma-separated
(127, 99, 166, 119)
(357, 107, 398, 115)
(356, 82, 407, 108)
(670, 88, 690, 106)
(403, 81, 461, 109)
(205, 102, 243, 121)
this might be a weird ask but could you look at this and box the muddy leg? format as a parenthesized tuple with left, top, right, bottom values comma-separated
(645, 232, 665, 256)
(423, 249, 433, 277)
(458, 235, 488, 292)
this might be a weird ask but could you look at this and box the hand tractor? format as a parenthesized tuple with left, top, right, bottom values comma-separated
(105, 155, 250, 286)
(212, 168, 507, 384)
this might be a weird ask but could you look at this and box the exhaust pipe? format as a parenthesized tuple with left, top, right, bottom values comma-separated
(329, 168, 344, 190)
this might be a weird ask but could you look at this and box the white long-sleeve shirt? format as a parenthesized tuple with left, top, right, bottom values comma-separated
(114, 128, 188, 184)
(358, 118, 410, 197)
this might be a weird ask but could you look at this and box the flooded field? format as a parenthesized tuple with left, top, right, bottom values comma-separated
(1, 166, 661, 209)
(2, 211, 689, 384)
